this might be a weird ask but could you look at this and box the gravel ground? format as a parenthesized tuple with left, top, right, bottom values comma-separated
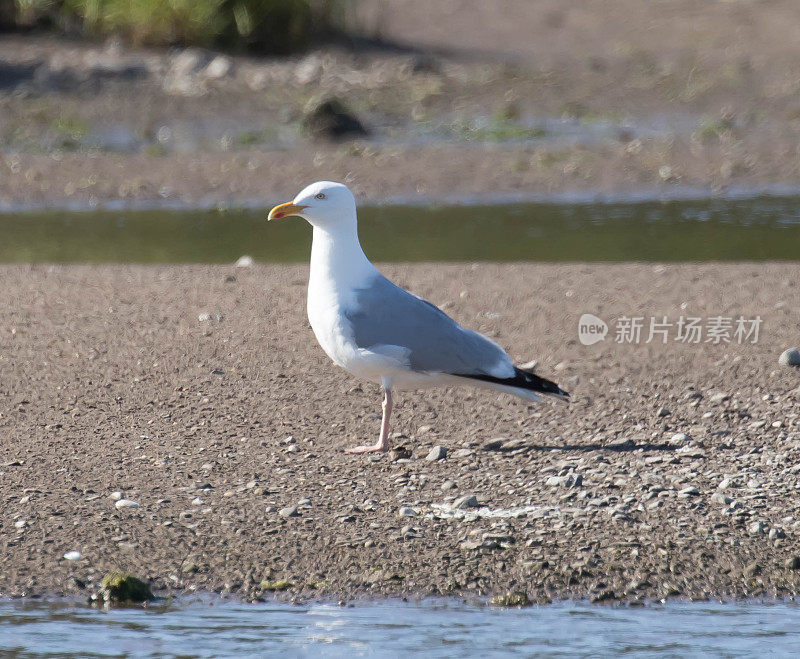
(1, 263, 799, 602)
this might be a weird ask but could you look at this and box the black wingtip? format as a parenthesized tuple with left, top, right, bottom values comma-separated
(451, 366, 570, 401)
(515, 367, 570, 400)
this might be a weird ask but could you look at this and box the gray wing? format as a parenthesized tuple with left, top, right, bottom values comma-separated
(345, 274, 512, 377)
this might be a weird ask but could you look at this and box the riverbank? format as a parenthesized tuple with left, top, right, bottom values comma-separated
(1, 263, 799, 602)
(4, 0, 800, 209)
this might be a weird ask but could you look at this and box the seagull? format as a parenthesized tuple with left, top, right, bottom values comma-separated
(268, 181, 569, 454)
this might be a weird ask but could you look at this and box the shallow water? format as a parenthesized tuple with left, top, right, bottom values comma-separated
(1, 598, 800, 657)
(1, 195, 799, 263)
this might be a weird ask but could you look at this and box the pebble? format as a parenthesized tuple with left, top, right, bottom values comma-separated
(398, 506, 418, 517)
(203, 55, 233, 80)
(546, 474, 583, 488)
(63, 550, 82, 561)
(452, 448, 474, 459)
(441, 480, 456, 490)
(785, 556, 800, 570)
(657, 407, 670, 417)
(115, 499, 139, 509)
(279, 506, 299, 518)
(110, 491, 123, 500)
(769, 528, 786, 540)
(718, 478, 734, 490)
(426, 445, 447, 461)
(710, 493, 731, 505)
(748, 521, 765, 535)
(235, 255, 254, 268)
(670, 433, 691, 445)
(14, 520, 27, 529)
(678, 486, 699, 496)
(778, 347, 800, 367)
(452, 494, 479, 509)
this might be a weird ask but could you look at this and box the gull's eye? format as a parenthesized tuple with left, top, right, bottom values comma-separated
(315, 192, 326, 200)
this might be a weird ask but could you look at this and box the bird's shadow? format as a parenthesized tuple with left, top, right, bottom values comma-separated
(507, 442, 678, 454)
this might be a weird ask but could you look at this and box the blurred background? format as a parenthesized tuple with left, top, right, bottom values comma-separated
(1, 0, 800, 259)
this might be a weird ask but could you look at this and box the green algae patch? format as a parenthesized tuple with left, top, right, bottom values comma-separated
(100, 571, 154, 604)
(490, 592, 532, 607)
(261, 580, 293, 592)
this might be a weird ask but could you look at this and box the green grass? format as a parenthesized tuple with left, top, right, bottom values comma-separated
(451, 118, 547, 143)
(9, 0, 347, 53)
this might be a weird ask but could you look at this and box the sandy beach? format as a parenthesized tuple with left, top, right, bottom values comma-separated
(1, 262, 798, 602)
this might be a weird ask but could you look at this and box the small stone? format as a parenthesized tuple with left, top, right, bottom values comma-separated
(670, 433, 691, 444)
(63, 550, 82, 561)
(490, 592, 531, 607)
(203, 55, 233, 80)
(718, 478, 734, 490)
(170, 49, 206, 78)
(14, 519, 27, 529)
(235, 255, 254, 268)
(748, 521, 765, 535)
(279, 506, 299, 518)
(426, 445, 447, 461)
(710, 392, 729, 403)
(115, 499, 139, 509)
(784, 556, 800, 570)
(743, 562, 761, 578)
(778, 348, 800, 367)
(110, 491, 123, 500)
(191, 497, 203, 506)
(452, 448, 474, 459)
(390, 447, 412, 461)
(657, 407, 670, 417)
(769, 528, 786, 540)
(441, 480, 455, 490)
(398, 506, 417, 517)
(679, 486, 699, 496)
(452, 494, 479, 509)
(710, 493, 731, 505)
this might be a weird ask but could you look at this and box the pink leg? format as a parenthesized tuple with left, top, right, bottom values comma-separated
(346, 387, 393, 454)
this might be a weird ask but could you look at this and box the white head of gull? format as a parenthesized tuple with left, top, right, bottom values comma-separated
(269, 181, 568, 454)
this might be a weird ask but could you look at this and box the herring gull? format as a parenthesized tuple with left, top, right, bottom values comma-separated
(268, 181, 568, 454)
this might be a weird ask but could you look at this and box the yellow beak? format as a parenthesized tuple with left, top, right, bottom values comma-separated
(267, 201, 307, 221)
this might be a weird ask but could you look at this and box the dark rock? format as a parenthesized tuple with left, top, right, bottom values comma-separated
(302, 98, 368, 141)
(100, 571, 153, 604)
(784, 556, 800, 570)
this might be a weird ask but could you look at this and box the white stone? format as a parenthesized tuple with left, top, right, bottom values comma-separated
(115, 499, 139, 509)
(63, 550, 82, 561)
(235, 255, 254, 268)
(203, 55, 233, 80)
